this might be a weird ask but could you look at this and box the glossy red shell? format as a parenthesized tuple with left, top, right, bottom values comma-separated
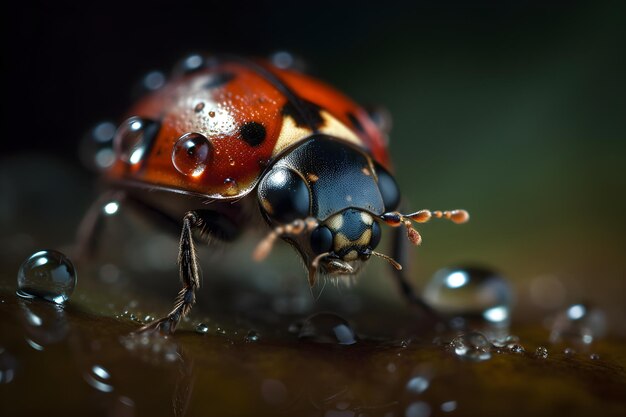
(106, 58, 391, 199)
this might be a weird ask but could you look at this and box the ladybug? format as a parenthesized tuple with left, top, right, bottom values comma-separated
(78, 53, 469, 334)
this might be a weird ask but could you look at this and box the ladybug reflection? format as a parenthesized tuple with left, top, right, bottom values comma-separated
(79, 53, 468, 333)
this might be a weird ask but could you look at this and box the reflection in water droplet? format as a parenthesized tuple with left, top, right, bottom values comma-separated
(17, 250, 77, 304)
(114, 117, 159, 165)
(441, 401, 457, 412)
(195, 323, 209, 334)
(534, 346, 549, 359)
(261, 379, 287, 405)
(0, 348, 18, 384)
(424, 266, 512, 328)
(507, 343, 525, 354)
(245, 330, 260, 342)
(450, 332, 492, 362)
(103, 201, 120, 216)
(298, 313, 357, 345)
(84, 364, 114, 393)
(550, 303, 607, 345)
(172, 132, 212, 177)
(406, 401, 431, 417)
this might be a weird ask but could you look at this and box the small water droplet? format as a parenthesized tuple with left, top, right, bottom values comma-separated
(590, 353, 600, 360)
(84, 364, 114, 393)
(424, 266, 512, 328)
(195, 323, 209, 334)
(550, 303, 607, 345)
(222, 178, 240, 196)
(173, 53, 207, 76)
(298, 312, 357, 345)
(564, 347, 576, 356)
(406, 376, 430, 394)
(507, 343, 525, 354)
(114, 117, 160, 165)
(245, 330, 260, 342)
(450, 332, 492, 362)
(405, 401, 431, 417)
(17, 250, 76, 304)
(92, 121, 117, 143)
(208, 110, 216, 118)
(215, 327, 226, 336)
(534, 346, 549, 359)
(271, 51, 295, 69)
(261, 379, 287, 405)
(142, 70, 166, 91)
(440, 401, 457, 412)
(171, 132, 212, 177)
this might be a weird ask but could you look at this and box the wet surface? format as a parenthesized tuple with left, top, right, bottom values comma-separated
(0, 282, 625, 417)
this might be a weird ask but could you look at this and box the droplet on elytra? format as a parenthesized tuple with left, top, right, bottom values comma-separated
(534, 346, 549, 359)
(195, 323, 209, 334)
(114, 116, 160, 165)
(550, 303, 607, 345)
(298, 312, 357, 345)
(172, 132, 212, 177)
(245, 330, 260, 343)
(17, 250, 76, 304)
(424, 266, 512, 328)
(450, 332, 492, 362)
(222, 178, 240, 196)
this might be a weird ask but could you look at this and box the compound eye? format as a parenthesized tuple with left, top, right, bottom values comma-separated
(370, 221, 382, 250)
(258, 168, 310, 223)
(310, 226, 334, 255)
(376, 165, 401, 212)
(171, 132, 212, 177)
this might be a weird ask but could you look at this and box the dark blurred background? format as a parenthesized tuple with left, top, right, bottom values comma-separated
(2, 2, 625, 331)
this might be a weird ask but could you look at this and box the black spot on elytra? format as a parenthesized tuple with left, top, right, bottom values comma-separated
(281, 100, 324, 129)
(239, 122, 266, 147)
(347, 112, 365, 134)
(203, 72, 235, 89)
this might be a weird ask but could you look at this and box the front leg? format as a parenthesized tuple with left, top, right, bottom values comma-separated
(140, 211, 201, 334)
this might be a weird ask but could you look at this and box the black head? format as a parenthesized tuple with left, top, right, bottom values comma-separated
(256, 135, 400, 284)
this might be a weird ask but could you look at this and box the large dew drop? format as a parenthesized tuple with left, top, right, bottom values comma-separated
(17, 250, 77, 304)
(424, 266, 513, 328)
(450, 332, 492, 362)
(550, 303, 607, 345)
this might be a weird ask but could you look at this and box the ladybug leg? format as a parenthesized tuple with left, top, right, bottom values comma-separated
(74, 190, 126, 260)
(139, 211, 201, 335)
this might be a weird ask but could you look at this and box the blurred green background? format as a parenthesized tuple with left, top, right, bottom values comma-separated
(2, 2, 625, 331)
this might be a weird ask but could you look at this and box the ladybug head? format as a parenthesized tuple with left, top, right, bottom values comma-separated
(253, 135, 404, 286)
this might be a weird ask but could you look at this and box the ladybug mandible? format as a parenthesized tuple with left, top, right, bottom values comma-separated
(78, 54, 469, 333)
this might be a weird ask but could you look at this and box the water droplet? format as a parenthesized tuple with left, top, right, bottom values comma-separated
(173, 53, 207, 76)
(271, 51, 295, 69)
(142, 70, 166, 91)
(0, 348, 18, 384)
(114, 116, 160, 165)
(534, 346, 549, 359)
(222, 178, 240, 196)
(507, 343, 525, 354)
(550, 303, 607, 345)
(208, 110, 216, 118)
(424, 266, 512, 327)
(590, 353, 600, 360)
(92, 121, 117, 143)
(405, 401, 431, 417)
(194, 102, 205, 112)
(298, 312, 357, 345)
(245, 330, 260, 342)
(440, 401, 457, 412)
(17, 250, 76, 304)
(171, 132, 212, 177)
(195, 323, 209, 334)
(406, 376, 430, 394)
(103, 200, 120, 215)
(261, 379, 287, 405)
(84, 364, 114, 392)
(564, 347, 576, 356)
(450, 332, 492, 362)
